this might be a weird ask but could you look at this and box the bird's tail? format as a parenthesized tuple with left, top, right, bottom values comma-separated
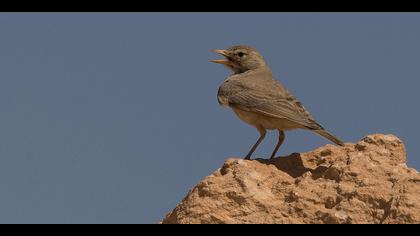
(314, 129, 345, 146)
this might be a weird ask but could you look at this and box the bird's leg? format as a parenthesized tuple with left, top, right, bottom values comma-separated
(270, 130, 285, 159)
(244, 127, 266, 160)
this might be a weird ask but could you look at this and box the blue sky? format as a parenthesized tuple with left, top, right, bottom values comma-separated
(0, 13, 419, 223)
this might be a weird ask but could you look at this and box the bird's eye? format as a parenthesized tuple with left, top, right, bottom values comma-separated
(238, 52, 245, 57)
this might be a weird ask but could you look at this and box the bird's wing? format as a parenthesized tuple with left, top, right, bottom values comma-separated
(218, 75, 323, 130)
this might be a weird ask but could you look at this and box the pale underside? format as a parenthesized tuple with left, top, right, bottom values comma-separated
(231, 106, 304, 130)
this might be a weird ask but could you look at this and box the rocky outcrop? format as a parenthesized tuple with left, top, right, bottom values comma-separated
(163, 134, 420, 224)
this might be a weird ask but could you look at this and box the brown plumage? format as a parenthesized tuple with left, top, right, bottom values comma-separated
(211, 45, 344, 160)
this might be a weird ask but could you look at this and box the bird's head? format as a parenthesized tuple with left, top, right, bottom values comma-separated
(210, 45, 267, 74)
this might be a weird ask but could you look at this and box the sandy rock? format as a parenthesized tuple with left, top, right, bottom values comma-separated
(162, 134, 419, 224)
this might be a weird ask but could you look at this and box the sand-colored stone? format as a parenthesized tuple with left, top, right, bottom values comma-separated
(163, 134, 420, 224)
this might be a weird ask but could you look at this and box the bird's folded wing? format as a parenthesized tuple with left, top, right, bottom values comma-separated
(219, 81, 323, 130)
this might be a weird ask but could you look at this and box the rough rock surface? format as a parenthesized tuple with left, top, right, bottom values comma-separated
(162, 134, 420, 224)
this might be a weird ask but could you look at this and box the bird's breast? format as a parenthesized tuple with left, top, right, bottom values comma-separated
(217, 95, 229, 107)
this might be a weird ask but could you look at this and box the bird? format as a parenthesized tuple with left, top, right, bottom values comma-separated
(210, 45, 344, 160)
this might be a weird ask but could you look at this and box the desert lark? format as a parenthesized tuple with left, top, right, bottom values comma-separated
(211, 45, 344, 160)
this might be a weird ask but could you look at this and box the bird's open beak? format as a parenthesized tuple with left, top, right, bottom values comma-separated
(210, 49, 233, 65)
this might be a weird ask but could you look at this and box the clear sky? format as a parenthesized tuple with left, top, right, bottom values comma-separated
(0, 13, 419, 223)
